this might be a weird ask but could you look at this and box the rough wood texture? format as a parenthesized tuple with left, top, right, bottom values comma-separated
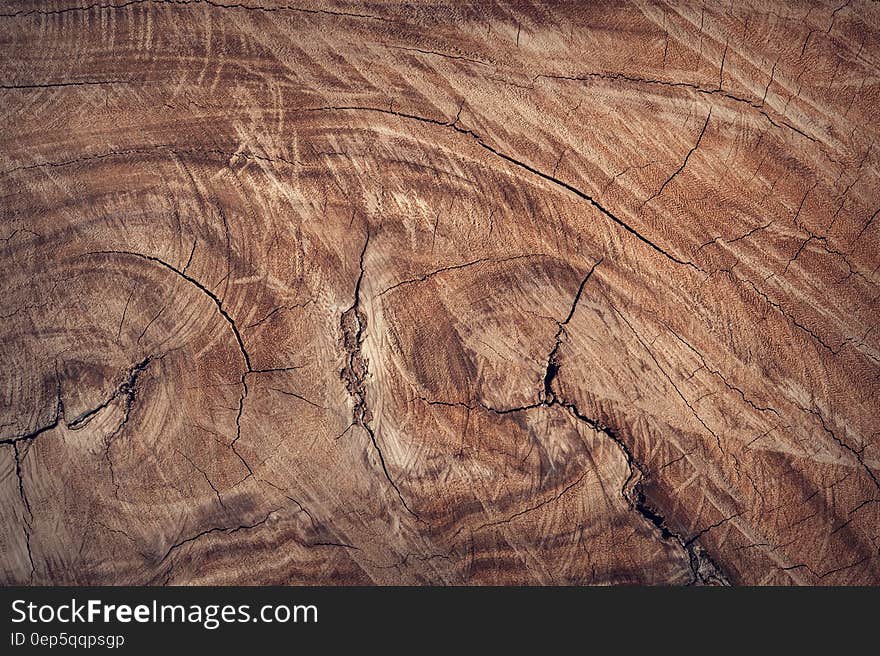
(1, 0, 879, 586)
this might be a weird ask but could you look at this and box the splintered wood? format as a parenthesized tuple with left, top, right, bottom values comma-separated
(1, 1, 878, 585)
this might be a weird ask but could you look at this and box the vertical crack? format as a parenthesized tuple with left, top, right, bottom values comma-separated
(12, 442, 36, 581)
(230, 373, 253, 482)
(96, 357, 154, 501)
(340, 231, 420, 520)
(542, 257, 603, 403)
(4, 372, 64, 582)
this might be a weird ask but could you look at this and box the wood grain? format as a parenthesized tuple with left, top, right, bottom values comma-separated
(1, 0, 878, 585)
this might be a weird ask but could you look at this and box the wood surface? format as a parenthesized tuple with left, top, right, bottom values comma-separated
(1, 0, 879, 585)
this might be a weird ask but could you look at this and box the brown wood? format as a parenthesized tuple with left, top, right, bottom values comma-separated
(1, 0, 878, 585)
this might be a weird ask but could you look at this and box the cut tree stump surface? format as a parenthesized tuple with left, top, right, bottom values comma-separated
(1, 0, 878, 585)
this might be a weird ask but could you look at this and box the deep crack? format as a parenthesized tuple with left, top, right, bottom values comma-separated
(542, 257, 603, 403)
(340, 232, 420, 520)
